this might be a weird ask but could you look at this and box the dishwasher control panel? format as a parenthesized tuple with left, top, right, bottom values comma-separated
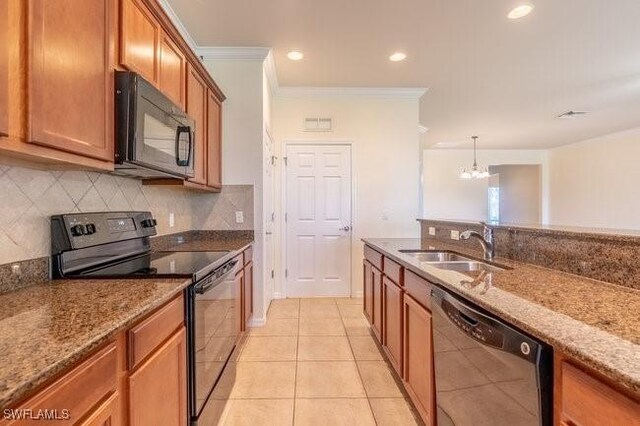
(442, 299, 504, 349)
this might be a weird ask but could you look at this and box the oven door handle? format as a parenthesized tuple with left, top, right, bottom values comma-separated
(175, 125, 193, 167)
(194, 260, 238, 294)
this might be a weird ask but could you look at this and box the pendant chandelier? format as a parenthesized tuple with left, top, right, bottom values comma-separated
(460, 136, 490, 179)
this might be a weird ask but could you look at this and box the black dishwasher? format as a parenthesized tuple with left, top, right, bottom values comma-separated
(431, 287, 552, 426)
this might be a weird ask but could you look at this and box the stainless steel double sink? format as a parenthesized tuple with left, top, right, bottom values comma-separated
(399, 250, 507, 273)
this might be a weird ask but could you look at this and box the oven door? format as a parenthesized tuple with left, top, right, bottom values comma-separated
(188, 259, 240, 421)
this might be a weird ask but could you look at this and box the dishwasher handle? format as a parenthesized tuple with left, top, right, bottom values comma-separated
(195, 260, 238, 294)
(431, 286, 541, 363)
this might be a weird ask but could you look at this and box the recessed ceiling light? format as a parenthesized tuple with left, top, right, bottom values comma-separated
(287, 50, 304, 61)
(508, 4, 534, 19)
(389, 52, 407, 62)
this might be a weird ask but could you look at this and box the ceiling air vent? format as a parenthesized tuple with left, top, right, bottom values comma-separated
(304, 117, 332, 132)
(557, 110, 589, 119)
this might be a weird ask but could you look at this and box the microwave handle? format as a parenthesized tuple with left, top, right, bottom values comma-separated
(175, 125, 192, 167)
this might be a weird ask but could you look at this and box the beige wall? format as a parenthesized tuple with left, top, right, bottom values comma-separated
(490, 164, 542, 224)
(202, 58, 268, 324)
(548, 127, 640, 229)
(273, 94, 421, 297)
(422, 149, 549, 222)
(0, 164, 253, 265)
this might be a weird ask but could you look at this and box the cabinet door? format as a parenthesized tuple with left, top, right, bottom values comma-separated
(186, 65, 207, 184)
(79, 392, 120, 426)
(28, 0, 115, 161)
(120, 0, 159, 83)
(403, 294, 434, 426)
(363, 260, 373, 323)
(158, 31, 185, 108)
(383, 276, 403, 376)
(244, 262, 253, 326)
(129, 327, 187, 426)
(0, 0, 8, 137)
(235, 270, 244, 335)
(559, 362, 640, 426)
(371, 266, 383, 342)
(206, 90, 222, 189)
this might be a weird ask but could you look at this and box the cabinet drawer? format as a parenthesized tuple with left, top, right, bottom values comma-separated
(364, 245, 383, 271)
(244, 245, 253, 265)
(404, 270, 432, 311)
(560, 362, 640, 426)
(7, 342, 117, 426)
(384, 257, 403, 286)
(128, 294, 184, 370)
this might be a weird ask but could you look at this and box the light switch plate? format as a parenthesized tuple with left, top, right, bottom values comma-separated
(169, 213, 175, 228)
(428, 227, 436, 236)
(235, 211, 244, 224)
(450, 230, 460, 240)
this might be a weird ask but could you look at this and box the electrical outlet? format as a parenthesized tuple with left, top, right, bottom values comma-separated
(450, 230, 460, 240)
(428, 227, 436, 236)
(169, 213, 175, 228)
(235, 211, 244, 224)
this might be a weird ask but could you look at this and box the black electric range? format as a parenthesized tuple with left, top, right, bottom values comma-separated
(51, 211, 242, 426)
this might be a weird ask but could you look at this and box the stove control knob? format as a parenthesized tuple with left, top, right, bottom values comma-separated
(85, 223, 97, 235)
(70, 224, 86, 236)
(141, 218, 157, 228)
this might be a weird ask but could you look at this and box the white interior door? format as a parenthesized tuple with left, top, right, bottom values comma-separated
(285, 144, 352, 297)
(263, 129, 276, 301)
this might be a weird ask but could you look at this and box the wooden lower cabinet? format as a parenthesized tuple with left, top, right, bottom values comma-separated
(363, 260, 373, 322)
(382, 276, 403, 375)
(403, 294, 435, 426)
(556, 356, 640, 426)
(235, 268, 245, 334)
(128, 327, 187, 426)
(79, 392, 120, 426)
(371, 266, 383, 342)
(244, 261, 253, 326)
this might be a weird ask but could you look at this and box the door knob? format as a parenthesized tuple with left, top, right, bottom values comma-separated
(339, 226, 351, 232)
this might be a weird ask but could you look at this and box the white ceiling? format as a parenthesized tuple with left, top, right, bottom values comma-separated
(167, 0, 640, 149)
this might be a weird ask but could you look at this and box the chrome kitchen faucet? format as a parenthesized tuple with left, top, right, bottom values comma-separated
(460, 223, 495, 261)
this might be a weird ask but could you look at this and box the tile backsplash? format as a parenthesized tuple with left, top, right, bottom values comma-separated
(0, 164, 253, 265)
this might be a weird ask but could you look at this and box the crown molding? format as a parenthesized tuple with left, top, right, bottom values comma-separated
(196, 47, 272, 61)
(276, 86, 428, 99)
(155, 0, 197, 51)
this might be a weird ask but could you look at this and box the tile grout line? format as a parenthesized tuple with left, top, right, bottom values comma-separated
(339, 304, 380, 426)
(292, 298, 301, 426)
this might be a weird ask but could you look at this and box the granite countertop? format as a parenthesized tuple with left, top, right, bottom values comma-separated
(0, 277, 190, 409)
(363, 238, 640, 396)
(0, 230, 254, 409)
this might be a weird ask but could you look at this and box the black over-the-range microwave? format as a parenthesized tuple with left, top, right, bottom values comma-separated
(114, 71, 195, 179)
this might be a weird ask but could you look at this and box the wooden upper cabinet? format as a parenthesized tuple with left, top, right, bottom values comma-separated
(120, 0, 159, 83)
(206, 90, 222, 189)
(186, 65, 207, 185)
(158, 31, 186, 108)
(129, 327, 187, 426)
(28, 0, 115, 161)
(0, 0, 8, 137)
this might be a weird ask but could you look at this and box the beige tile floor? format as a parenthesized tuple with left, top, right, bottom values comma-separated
(214, 298, 424, 426)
